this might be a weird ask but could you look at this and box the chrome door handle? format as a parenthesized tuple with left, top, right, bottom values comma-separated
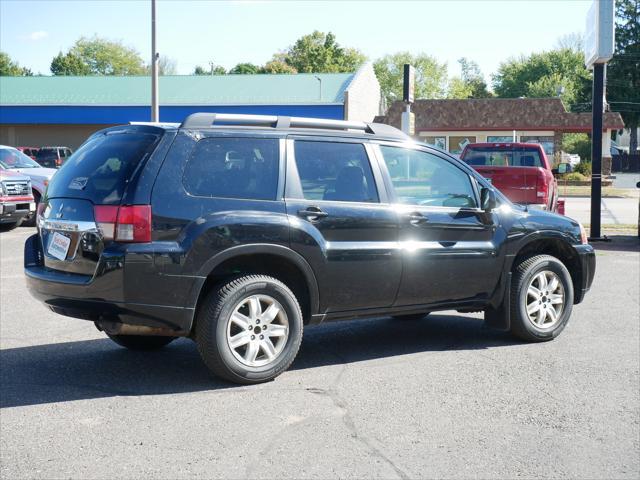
(408, 212, 428, 225)
(297, 208, 328, 220)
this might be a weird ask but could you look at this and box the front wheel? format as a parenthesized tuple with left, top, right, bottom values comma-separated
(196, 275, 303, 384)
(510, 255, 574, 342)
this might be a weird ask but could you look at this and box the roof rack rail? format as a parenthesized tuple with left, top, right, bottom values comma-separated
(179, 113, 409, 140)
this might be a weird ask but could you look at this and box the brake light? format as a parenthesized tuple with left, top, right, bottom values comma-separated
(536, 171, 549, 205)
(94, 205, 151, 242)
(55, 157, 62, 167)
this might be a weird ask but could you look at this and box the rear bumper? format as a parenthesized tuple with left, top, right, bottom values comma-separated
(24, 233, 195, 333)
(574, 244, 596, 304)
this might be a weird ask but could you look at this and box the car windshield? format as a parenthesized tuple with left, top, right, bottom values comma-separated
(463, 146, 543, 168)
(0, 148, 41, 169)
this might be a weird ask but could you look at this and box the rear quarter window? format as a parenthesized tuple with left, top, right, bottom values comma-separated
(182, 137, 279, 200)
(46, 132, 160, 204)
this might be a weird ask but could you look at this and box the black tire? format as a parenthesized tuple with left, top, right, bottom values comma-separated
(195, 275, 303, 385)
(0, 221, 20, 231)
(106, 334, 176, 350)
(391, 313, 429, 321)
(510, 254, 574, 342)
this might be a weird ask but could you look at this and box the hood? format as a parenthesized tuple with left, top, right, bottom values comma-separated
(0, 169, 30, 182)
(9, 167, 57, 181)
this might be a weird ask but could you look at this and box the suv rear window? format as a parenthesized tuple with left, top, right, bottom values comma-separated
(47, 132, 159, 204)
(182, 137, 279, 200)
(462, 146, 543, 167)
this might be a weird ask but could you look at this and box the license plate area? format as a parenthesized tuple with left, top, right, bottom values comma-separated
(47, 231, 72, 261)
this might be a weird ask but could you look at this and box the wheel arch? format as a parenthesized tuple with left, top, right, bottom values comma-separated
(510, 234, 583, 304)
(190, 244, 320, 333)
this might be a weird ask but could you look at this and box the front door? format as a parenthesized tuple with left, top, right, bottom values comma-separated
(284, 138, 401, 313)
(375, 144, 503, 307)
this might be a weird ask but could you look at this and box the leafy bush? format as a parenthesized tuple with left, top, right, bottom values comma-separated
(564, 172, 588, 182)
(562, 133, 591, 162)
(574, 161, 592, 176)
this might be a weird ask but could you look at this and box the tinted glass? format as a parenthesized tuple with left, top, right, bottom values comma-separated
(183, 137, 279, 200)
(293, 141, 378, 203)
(380, 146, 477, 208)
(0, 148, 41, 169)
(47, 132, 160, 204)
(462, 146, 543, 167)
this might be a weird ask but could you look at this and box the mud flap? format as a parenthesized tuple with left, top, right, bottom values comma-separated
(484, 271, 511, 331)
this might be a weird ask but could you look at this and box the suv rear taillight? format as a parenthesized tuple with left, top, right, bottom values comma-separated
(94, 205, 152, 242)
(55, 156, 62, 167)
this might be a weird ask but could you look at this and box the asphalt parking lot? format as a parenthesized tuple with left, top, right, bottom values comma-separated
(1, 226, 639, 479)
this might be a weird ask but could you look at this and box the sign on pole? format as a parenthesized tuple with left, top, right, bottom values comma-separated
(584, 0, 615, 68)
(403, 64, 415, 104)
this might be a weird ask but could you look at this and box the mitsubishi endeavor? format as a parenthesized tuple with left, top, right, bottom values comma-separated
(24, 114, 596, 384)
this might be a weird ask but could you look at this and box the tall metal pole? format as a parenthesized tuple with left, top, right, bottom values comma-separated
(151, 0, 159, 122)
(589, 63, 604, 239)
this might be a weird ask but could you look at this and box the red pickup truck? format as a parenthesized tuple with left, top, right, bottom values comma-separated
(460, 142, 560, 213)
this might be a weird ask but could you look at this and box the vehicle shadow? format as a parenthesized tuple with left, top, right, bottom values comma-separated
(1, 313, 519, 409)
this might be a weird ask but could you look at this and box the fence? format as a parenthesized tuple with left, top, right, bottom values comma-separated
(611, 153, 640, 173)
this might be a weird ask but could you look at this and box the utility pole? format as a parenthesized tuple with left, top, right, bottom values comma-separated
(589, 63, 604, 239)
(151, 0, 159, 122)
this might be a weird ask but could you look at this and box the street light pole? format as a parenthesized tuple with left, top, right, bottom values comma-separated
(151, 0, 159, 122)
(313, 75, 322, 101)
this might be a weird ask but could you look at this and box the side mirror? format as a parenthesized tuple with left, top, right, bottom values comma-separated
(480, 187, 497, 212)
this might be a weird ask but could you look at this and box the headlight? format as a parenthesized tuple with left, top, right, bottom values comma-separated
(579, 223, 588, 244)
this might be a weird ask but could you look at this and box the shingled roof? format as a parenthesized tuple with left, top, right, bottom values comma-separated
(374, 98, 624, 132)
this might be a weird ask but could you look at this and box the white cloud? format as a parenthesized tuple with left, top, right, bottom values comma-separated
(25, 31, 48, 41)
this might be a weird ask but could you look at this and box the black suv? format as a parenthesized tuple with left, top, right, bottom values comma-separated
(24, 114, 595, 384)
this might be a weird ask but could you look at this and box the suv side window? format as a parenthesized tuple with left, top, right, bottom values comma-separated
(183, 137, 279, 200)
(293, 140, 378, 203)
(380, 146, 477, 208)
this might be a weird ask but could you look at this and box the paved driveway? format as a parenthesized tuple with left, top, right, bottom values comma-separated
(1, 227, 639, 479)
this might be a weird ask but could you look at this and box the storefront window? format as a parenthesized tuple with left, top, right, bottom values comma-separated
(521, 136, 554, 156)
(487, 136, 514, 143)
(448, 136, 476, 155)
(423, 136, 446, 150)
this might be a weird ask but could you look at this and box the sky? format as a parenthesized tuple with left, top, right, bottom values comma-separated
(0, 0, 592, 81)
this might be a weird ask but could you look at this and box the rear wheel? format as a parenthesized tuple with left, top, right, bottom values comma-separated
(196, 275, 303, 384)
(509, 255, 574, 342)
(106, 334, 176, 350)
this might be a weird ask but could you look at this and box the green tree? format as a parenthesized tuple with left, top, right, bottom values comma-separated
(260, 59, 297, 74)
(0, 51, 32, 76)
(51, 36, 146, 75)
(607, 0, 640, 153)
(193, 62, 226, 75)
(446, 77, 473, 99)
(374, 52, 449, 107)
(492, 48, 591, 110)
(50, 51, 90, 75)
(229, 62, 260, 74)
(277, 31, 366, 73)
(458, 57, 492, 98)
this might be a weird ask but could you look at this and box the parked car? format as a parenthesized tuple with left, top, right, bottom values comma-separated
(1, 169, 34, 229)
(460, 142, 559, 212)
(0, 145, 57, 226)
(35, 146, 73, 168)
(17, 147, 40, 160)
(24, 114, 595, 384)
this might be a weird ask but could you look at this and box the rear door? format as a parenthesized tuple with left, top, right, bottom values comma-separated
(38, 129, 161, 276)
(284, 137, 401, 312)
(375, 143, 502, 306)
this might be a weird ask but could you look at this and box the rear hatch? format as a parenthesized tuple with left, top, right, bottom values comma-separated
(461, 145, 544, 204)
(38, 130, 161, 276)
